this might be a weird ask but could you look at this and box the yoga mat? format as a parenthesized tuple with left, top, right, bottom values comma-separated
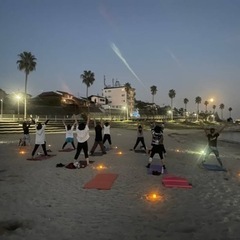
(83, 173, 118, 190)
(27, 154, 56, 161)
(134, 149, 146, 153)
(147, 164, 162, 174)
(58, 148, 75, 152)
(162, 175, 192, 189)
(202, 163, 227, 172)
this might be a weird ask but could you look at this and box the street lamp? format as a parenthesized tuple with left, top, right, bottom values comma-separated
(0, 99, 3, 118)
(123, 106, 128, 121)
(122, 106, 126, 120)
(16, 94, 21, 120)
(108, 105, 111, 120)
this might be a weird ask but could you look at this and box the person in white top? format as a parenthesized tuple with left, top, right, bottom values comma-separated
(103, 121, 112, 149)
(31, 118, 49, 158)
(73, 114, 90, 165)
(61, 120, 76, 150)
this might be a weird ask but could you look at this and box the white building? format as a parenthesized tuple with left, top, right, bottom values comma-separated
(102, 85, 135, 118)
(89, 95, 106, 105)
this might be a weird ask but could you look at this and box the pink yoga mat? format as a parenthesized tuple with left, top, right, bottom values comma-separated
(162, 175, 192, 189)
(83, 173, 118, 190)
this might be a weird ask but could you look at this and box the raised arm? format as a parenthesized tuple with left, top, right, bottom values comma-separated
(200, 121, 208, 135)
(86, 115, 90, 126)
(73, 114, 78, 125)
(217, 123, 227, 134)
(44, 119, 49, 125)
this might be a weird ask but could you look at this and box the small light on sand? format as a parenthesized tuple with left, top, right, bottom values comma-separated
(115, 146, 118, 149)
(117, 151, 122, 155)
(176, 149, 180, 152)
(145, 192, 162, 202)
(94, 164, 107, 170)
(48, 144, 51, 147)
(19, 150, 25, 155)
(97, 164, 106, 170)
(238, 173, 240, 177)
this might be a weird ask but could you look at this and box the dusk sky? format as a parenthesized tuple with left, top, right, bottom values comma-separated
(0, 0, 240, 119)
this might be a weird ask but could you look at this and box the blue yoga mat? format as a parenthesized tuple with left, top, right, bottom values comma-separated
(147, 164, 162, 174)
(202, 163, 227, 172)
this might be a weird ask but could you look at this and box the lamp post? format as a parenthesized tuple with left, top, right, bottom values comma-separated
(16, 95, 21, 120)
(122, 106, 126, 120)
(123, 106, 128, 121)
(109, 105, 111, 120)
(0, 99, 3, 118)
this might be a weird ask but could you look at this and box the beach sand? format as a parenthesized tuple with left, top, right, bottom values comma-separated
(0, 127, 240, 240)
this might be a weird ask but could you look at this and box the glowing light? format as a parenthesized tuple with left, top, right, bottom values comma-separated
(117, 151, 123, 155)
(200, 150, 206, 155)
(145, 192, 162, 202)
(93, 164, 107, 170)
(176, 149, 180, 152)
(210, 98, 214, 102)
(19, 150, 25, 155)
(96, 164, 107, 170)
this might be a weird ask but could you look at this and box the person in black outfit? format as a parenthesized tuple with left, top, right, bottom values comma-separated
(19, 121, 31, 146)
(90, 118, 107, 155)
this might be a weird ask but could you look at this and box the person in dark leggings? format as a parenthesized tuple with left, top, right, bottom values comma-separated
(74, 115, 90, 166)
(132, 124, 147, 152)
(90, 118, 106, 155)
(146, 125, 166, 174)
(19, 121, 31, 146)
(31, 119, 49, 158)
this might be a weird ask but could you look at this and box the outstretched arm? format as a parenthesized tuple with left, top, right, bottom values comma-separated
(86, 115, 90, 126)
(218, 123, 227, 134)
(44, 119, 49, 125)
(73, 114, 78, 125)
(200, 121, 208, 135)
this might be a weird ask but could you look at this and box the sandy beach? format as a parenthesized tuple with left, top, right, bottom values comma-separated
(0, 126, 240, 240)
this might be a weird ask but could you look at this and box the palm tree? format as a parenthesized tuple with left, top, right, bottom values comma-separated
(212, 104, 216, 113)
(17, 51, 37, 119)
(150, 85, 157, 103)
(195, 96, 202, 121)
(81, 70, 95, 98)
(228, 107, 232, 118)
(219, 103, 225, 119)
(204, 100, 209, 112)
(183, 98, 189, 119)
(168, 89, 176, 120)
(124, 82, 132, 97)
(124, 82, 132, 120)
